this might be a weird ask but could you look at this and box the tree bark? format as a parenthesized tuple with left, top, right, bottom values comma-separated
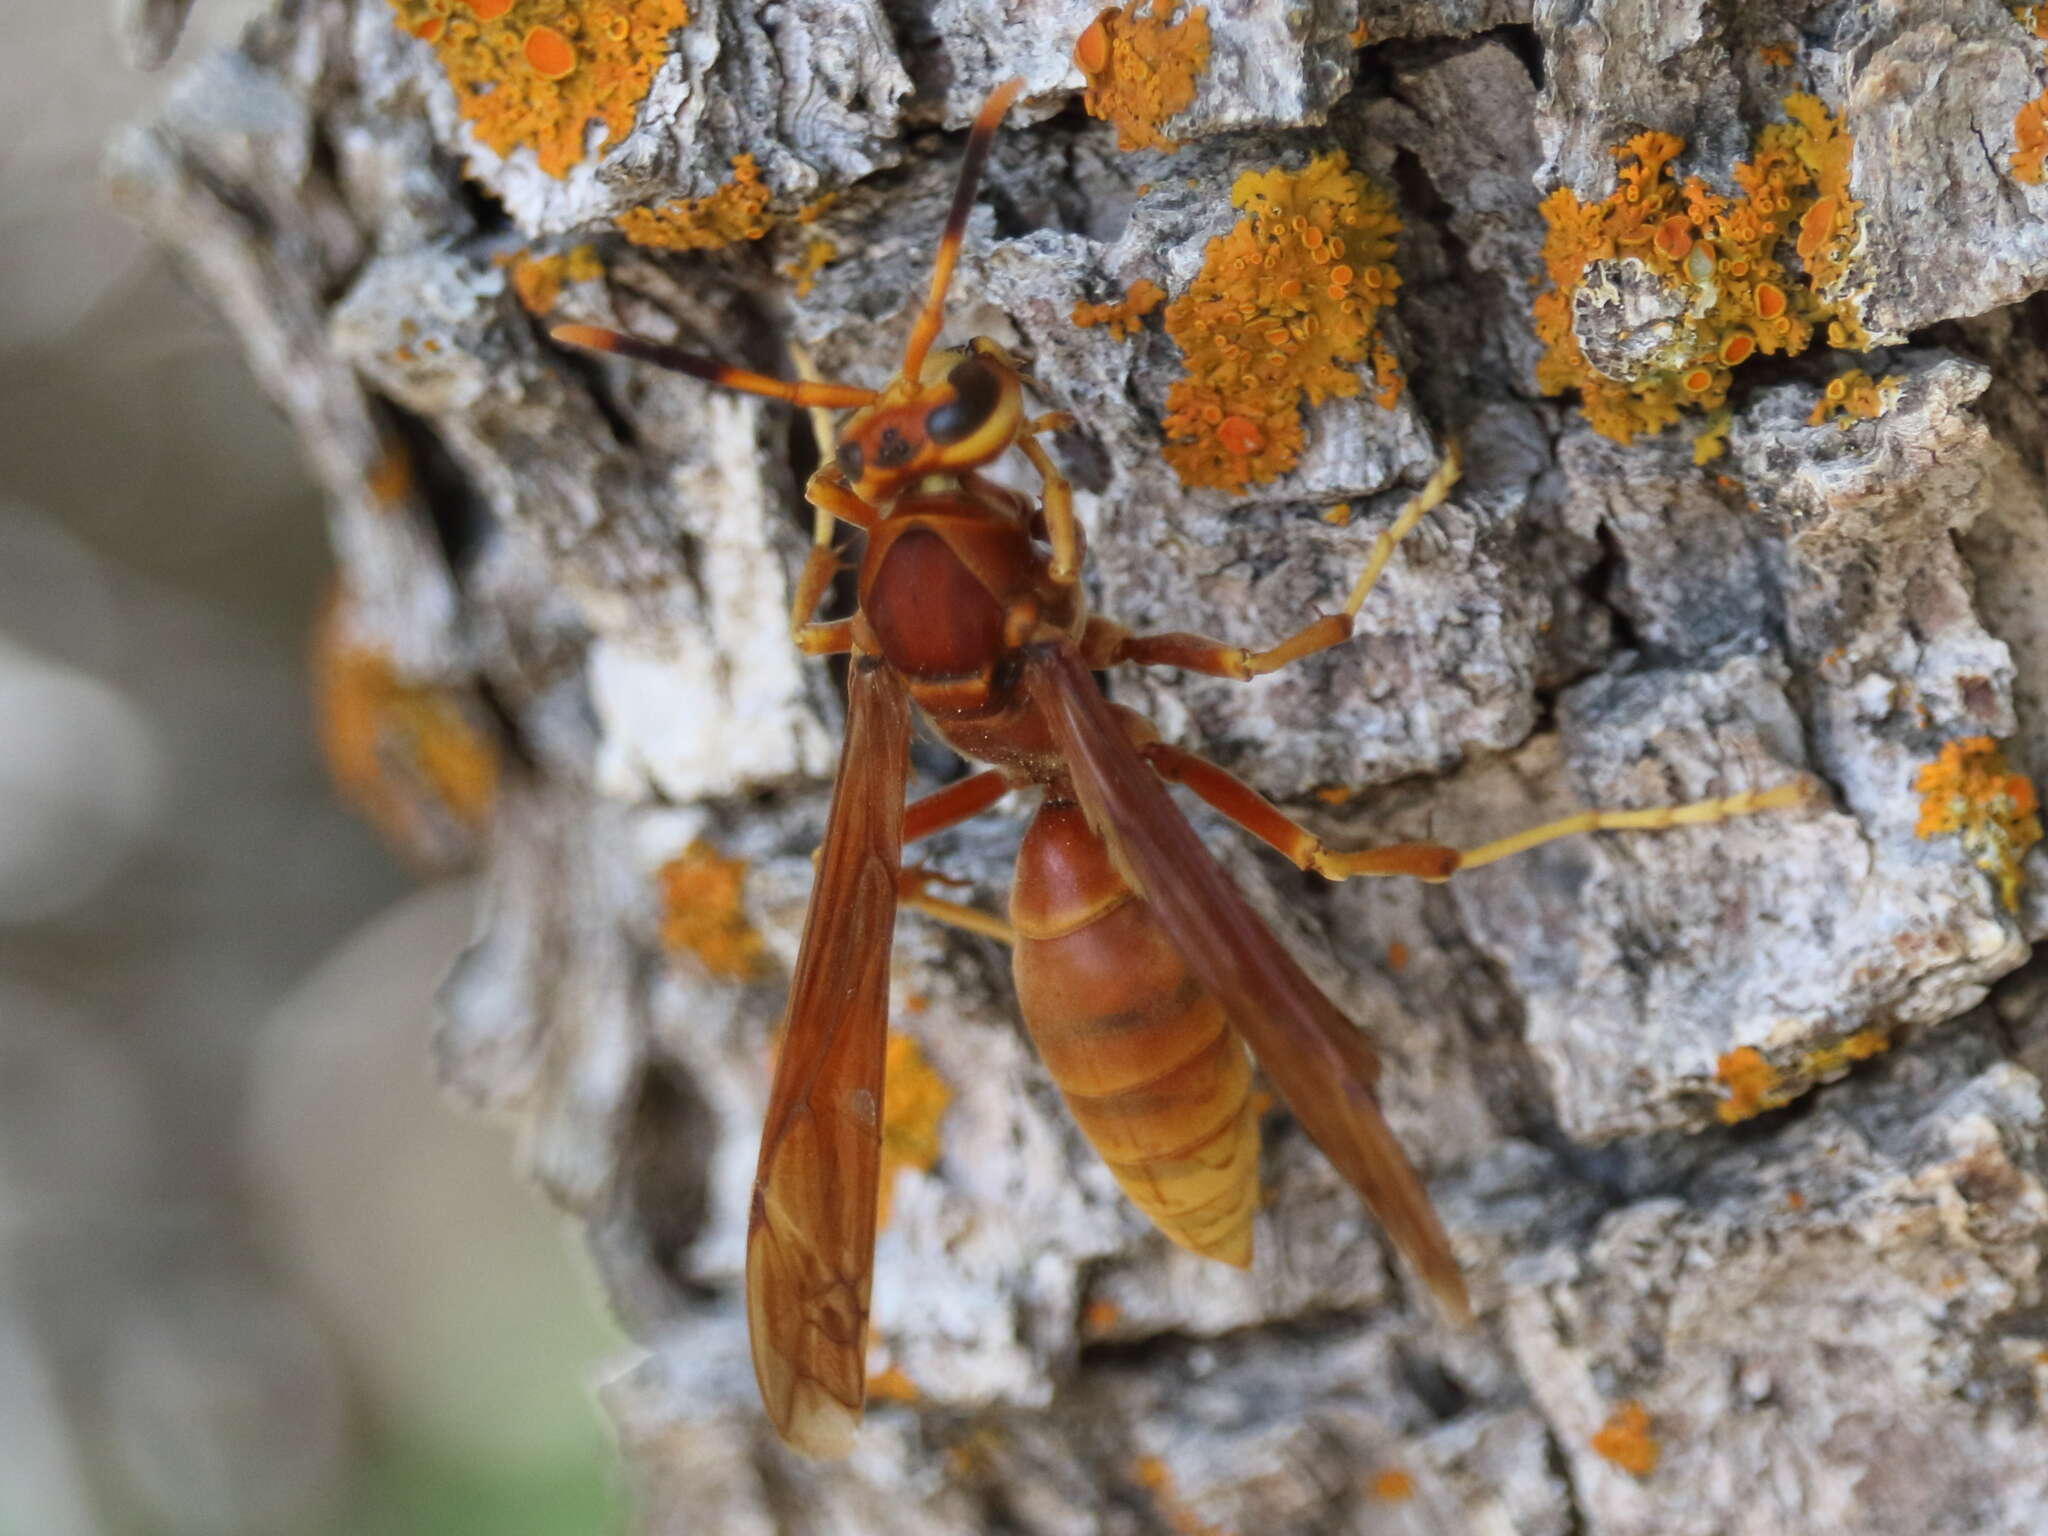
(116, 2, 2048, 1530)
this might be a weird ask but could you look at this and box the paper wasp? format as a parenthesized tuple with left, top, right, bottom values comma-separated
(555, 79, 1811, 1457)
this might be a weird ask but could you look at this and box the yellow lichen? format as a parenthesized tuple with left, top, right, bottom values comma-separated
(1074, 1, 1211, 153)
(1320, 501, 1353, 525)
(2014, 7, 2048, 183)
(1802, 1027, 1892, 1077)
(502, 243, 603, 314)
(1808, 367, 1902, 428)
(1914, 735, 2043, 912)
(1160, 152, 1404, 491)
(1590, 1401, 1660, 1477)
(387, 0, 690, 179)
(657, 841, 766, 981)
(1691, 406, 1733, 464)
(616, 153, 776, 249)
(877, 1031, 950, 1228)
(1072, 277, 1166, 337)
(780, 235, 838, 297)
(312, 596, 499, 868)
(1533, 96, 1872, 444)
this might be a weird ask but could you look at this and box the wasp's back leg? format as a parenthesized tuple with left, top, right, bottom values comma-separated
(1089, 444, 1461, 680)
(896, 769, 1016, 943)
(1141, 740, 1819, 882)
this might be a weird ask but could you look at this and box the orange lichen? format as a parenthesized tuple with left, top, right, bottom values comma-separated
(503, 243, 603, 314)
(1130, 1458, 1230, 1536)
(312, 598, 499, 869)
(1347, 19, 1371, 47)
(1385, 941, 1410, 972)
(657, 840, 766, 981)
(616, 153, 776, 249)
(877, 1031, 951, 1227)
(1716, 1028, 1892, 1123)
(387, 0, 690, 179)
(1072, 277, 1166, 337)
(1081, 1297, 1122, 1335)
(866, 1364, 920, 1403)
(1533, 96, 1871, 443)
(780, 235, 838, 297)
(2015, 7, 2048, 183)
(1715, 1045, 1789, 1124)
(366, 444, 414, 506)
(1368, 1468, 1416, 1502)
(1075, 1, 1211, 153)
(1809, 367, 1902, 428)
(1320, 501, 1353, 526)
(1160, 152, 1404, 491)
(1758, 42, 1795, 68)
(1590, 1401, 1659, 1477)
(1915, 736, 2043, 912)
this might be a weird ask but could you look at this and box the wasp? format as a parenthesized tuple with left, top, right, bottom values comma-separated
(555, 78, 1811, 1457)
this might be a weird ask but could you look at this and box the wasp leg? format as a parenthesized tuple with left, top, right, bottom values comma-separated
(1094, 443, 1462, 680)
(788, 543, 854, 655)
(903, 769, 1010, 843)
(789, 462, 884, 654)
(1141, 740, 1819, 883)
(896, 770, 1015, 942)
(1016, 432, 1082, 588)
(899, 872, 1016, 944)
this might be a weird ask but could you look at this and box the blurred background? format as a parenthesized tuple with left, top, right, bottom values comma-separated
(0, 2, 627, 1530)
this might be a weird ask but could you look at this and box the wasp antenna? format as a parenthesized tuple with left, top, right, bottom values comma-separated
(899, 77, 1025, 384)
(551, 324, 877, 409)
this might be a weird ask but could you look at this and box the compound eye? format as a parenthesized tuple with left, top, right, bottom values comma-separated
(836, 440, 864, 481)
(926, 357, 1001, 445)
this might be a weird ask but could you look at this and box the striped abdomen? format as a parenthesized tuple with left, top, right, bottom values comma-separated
(1010, 801, 1258, 1266)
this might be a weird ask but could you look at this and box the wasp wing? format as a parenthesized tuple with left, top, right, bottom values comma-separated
(747, 655, 912, 1457)
(1026, 641, 1469, 1321)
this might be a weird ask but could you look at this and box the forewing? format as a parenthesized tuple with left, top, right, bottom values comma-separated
(747, 656, 912, 1457)
(1027, 642, 1469, 1321)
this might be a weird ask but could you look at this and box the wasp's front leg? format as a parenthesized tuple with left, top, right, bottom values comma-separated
(1091, 444, 1463, 680)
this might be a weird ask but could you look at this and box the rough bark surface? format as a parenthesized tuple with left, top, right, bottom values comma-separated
(117, 1, 2048, 1531)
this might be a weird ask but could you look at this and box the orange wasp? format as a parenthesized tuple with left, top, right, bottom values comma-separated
(556, 79, 1810, 1457)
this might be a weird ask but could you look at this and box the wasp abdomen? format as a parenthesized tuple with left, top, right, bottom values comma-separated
(1011, 802, 1258, 1266)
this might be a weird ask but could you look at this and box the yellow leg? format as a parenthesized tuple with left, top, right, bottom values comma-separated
(898, 868, 1014, 945)
(1017, 431, 1081, 587)
(786, 342, 867, 655)
(1143, 739, 1820, 883)
(1108, 443, 1463, 680)
(787, 541, 853, 654)
(901, 889, 1016, 944)
(1443, 778, 1821, 873)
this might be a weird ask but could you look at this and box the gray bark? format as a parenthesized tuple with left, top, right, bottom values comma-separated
(116, 1, 2048, 1530)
